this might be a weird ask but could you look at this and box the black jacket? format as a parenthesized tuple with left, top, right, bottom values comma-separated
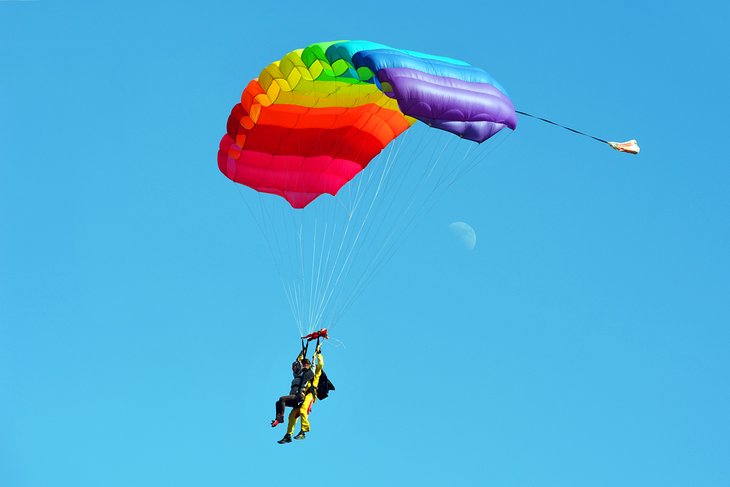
(289, 367, 315, 396)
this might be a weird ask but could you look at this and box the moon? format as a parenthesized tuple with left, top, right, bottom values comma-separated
(448, 221, 477, 250)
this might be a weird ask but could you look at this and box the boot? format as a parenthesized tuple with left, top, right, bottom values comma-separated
(277, 434, 292, 444)
(294, 430, 306, 440)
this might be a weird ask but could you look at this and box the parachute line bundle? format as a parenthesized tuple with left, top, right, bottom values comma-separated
(218, 40, 639, 334)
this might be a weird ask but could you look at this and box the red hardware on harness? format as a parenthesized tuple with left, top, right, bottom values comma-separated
(301, 328, 328, 342)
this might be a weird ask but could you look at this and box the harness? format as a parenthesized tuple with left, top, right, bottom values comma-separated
(292, 328, 329, 415)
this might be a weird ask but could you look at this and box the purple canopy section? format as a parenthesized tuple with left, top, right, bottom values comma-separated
(376, 68, 517, 143)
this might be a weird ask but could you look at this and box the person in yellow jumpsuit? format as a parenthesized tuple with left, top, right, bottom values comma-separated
(281, 345, 323, 442)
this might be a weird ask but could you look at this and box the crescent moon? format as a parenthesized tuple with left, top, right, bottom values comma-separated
(448, 222, 476, 250)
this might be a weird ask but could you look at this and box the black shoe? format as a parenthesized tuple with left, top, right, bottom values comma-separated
(294, 431, 306, 440)
(277, 434, 292, 444)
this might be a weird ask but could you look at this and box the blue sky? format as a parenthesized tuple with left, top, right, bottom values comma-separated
(2, 1, 729, 486)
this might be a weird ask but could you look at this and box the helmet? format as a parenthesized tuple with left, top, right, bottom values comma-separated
(292, 361, 302, 374)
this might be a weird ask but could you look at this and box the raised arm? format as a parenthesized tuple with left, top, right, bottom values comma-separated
(312, 350, 324, 384)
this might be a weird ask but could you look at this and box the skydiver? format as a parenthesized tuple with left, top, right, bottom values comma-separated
(281, 344, 324, 443)
(272, 353, 314, 443)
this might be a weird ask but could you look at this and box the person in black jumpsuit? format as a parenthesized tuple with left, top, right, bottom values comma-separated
(272, 357, 314, 432)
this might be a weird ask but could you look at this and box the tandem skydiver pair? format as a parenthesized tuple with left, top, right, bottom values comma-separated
(271, 328, 335, 444)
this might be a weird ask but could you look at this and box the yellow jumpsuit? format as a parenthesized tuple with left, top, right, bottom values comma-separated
(287, 351, 323, 435)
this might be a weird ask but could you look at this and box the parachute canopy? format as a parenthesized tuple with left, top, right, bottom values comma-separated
(218, 40, 516, 208)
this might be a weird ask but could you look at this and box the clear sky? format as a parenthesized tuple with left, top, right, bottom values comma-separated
(2, 1, 729, 486)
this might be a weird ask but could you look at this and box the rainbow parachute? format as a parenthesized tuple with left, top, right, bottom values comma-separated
(218, 40, 516, 208)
